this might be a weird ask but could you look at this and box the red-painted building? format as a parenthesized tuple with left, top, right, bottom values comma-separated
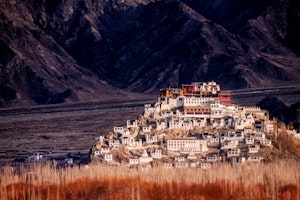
(162, 82, 231, 105)
(182, 84, 195, 95)
(218, 91, 231, 105)
(182, 82, 221, 98)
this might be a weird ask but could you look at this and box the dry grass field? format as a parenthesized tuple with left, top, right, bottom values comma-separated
(0, 160, 299, 200)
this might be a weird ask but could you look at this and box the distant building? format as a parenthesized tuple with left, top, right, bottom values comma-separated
(142, 126, 151, 133)
(231, 157, 246, 165)
(108, 139, 120, 147)
(248, 145, 260, 154)
(151, 150, 162, 159)
(129, 157, 139, 165)
(247, 156, 264, 162)
(167, 138, 208, 152)
(159, 88, 183, 99)
(227, 149, 240, 157)
(131, 139, 143, 148)
(218, 91, 231, 105)
(114, 127, 124, 134)
(92, 149, 100, 156)
(100, 147, 110, 154)
(206, 154, 220, 162)
(101, 153, 113, 162)
(139, 150, 153, 163)
(127, 120, 138, 128)
(175, 162, 189, 168)
(245, 137, 255, 145)
(200, 162, 212, 169)
(156, 120, 167, 131)
(182, 81, 220, 97)
(163, 163, 173, 168)
(145, 134, 158, 144)
(28, 153, 43, 161)
(260, 138, 272, 147)
(221, 140, 238, 149)
(174, 156, 185, 162)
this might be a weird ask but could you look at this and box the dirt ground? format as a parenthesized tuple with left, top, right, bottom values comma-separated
(0, 99, 150, 164)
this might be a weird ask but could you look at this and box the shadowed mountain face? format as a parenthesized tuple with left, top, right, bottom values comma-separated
(0, 0, 300, 107)
(258, 96, 300, 125)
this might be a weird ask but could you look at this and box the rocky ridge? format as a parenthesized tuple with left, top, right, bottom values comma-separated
(1, 0, 300, 107)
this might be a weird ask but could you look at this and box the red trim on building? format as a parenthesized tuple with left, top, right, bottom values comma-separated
(218, 91, 231, 105)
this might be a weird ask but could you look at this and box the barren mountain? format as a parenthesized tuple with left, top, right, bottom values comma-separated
(0, 0, 300, 107)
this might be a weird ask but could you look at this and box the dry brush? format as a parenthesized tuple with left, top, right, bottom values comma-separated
(1, 161, 299, 200)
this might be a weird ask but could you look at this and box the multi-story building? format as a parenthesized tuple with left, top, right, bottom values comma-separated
(260, 138, 272, 146)
(145, 134, 158, 144)
(155, 120, 167, 131)
(247, 156, 264, 162)
(182, 82, 220, 97)
(248, 145, 260, 154)
(102, 153, 113, 161)
(200, 162, 212, 169)
(159, 88, 183, 99)
(108, 139, 120, 147)
(127, 120, 138, 128)
(142, 126, 151, 133)
(231, 157, 246, 164)
(151, 150, 162, 159)
(114, 127, 124, 135)
(206, 154, 220, 162)
(218, 91, 231, 105)
(175, 162, 189, 168)
(227, 148, 240, 157)
(129, 157, 139, 165)
(245, 137, 255, 144)
(167, 138, 208, 152)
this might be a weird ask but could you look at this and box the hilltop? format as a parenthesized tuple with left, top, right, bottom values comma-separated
(89, 82, 300, 168)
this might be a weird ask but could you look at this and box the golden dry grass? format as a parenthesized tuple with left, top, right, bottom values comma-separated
(1, 161, 299, 200)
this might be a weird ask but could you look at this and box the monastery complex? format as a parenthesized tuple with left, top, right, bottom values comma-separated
(91, 81, 278, 168)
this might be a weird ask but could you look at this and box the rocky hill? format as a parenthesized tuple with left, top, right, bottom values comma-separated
(1, 0, 300, 107)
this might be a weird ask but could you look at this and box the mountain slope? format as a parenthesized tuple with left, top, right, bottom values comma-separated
(0, 0, 300, 107)
(181, 0, 300, 56)
(0, 0, 136, 107)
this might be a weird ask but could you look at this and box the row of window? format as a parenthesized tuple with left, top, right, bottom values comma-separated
(184, 98, 210, 103)
(186, 108, 210, 112)
(186, 112, 211, 115)
(211, 111, 222, 114)
(168, 140, 198, 144)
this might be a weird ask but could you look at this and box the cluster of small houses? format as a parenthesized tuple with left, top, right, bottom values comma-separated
(90, 81, 278, 169)
(27, 153, 74, 165)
